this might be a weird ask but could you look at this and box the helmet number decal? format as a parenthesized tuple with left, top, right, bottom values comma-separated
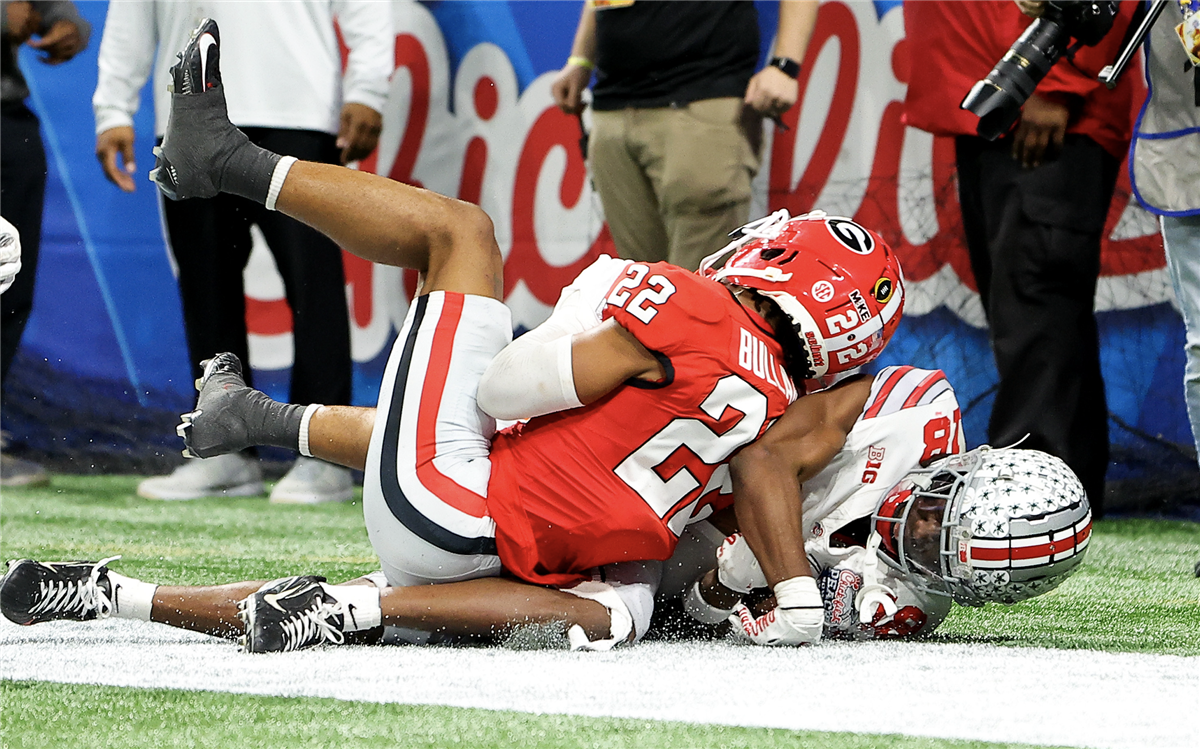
(606, 263, 677, 324)
(825, 218, 875, 254)
(613, 375, 768, 536)
(835, 342, 870, 365)
(825, 310, 859, 335)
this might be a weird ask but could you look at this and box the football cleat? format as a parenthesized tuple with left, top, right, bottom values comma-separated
(178, 353, 259, 459)
(150, 18, 247, 201)
(0, 557, 119, 625)
(237, 575, 347, 653)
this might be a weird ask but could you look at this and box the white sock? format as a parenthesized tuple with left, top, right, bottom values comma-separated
(106, 572, 158, 621)
(324, 583, 381, 631)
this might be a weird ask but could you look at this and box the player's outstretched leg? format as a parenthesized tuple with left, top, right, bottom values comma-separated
(0, 557, 261, 638)
(153, 19, 501, 300)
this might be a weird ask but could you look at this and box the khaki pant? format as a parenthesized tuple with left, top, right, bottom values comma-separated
(589, 97, 762, 271)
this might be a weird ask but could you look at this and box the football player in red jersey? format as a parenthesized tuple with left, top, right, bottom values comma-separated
(0, 20, 910, 652)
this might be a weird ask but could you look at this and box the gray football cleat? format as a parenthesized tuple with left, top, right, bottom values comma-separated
(177, 353, 257, 459)
(151, 18, 282, 204)
(238, 575, 347, 653)
(151, 18, 240, 201)
(0, 557, 118, 626)
(177, 352, 308, 460)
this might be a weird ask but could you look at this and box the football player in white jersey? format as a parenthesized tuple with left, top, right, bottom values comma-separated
(662, 365, 1093, 642)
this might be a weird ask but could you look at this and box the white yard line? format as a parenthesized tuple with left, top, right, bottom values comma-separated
(0, 618, 1193, 749)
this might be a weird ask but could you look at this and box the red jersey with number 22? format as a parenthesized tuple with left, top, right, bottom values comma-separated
(487, 260, 798, 586)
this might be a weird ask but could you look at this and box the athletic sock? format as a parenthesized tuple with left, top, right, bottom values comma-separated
(324, 584, 382, 631)
(106, 572, 158, 621)
(240, 389, 309, 452)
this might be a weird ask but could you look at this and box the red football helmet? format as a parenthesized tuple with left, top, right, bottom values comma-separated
(699, 210, 905, 378)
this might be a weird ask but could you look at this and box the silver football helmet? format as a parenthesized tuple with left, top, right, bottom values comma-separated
(871, 446, 1092, 606)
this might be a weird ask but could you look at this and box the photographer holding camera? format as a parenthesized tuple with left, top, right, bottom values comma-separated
(902, 1, 1138, 517)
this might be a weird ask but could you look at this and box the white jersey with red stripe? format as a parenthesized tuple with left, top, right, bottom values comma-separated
(800, 365, 964, 638)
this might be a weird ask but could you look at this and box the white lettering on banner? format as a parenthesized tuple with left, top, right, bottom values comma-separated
(245, 0, 1169, 373)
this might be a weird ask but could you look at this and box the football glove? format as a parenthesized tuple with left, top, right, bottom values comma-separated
(728, 575, 823, 646)
(0, 217, 21, 295)
(715, 532, 768, 594)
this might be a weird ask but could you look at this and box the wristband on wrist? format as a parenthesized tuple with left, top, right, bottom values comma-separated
(683, 579, 735, 625)
(567, 55, 595, 71)
(768, 56, 801, 79)
(774, 575, 822, 610)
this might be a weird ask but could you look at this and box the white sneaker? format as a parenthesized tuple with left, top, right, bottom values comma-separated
(137, 453, 265, 500)
(1, 453, 49, 488)
(269, 457, 353, 504)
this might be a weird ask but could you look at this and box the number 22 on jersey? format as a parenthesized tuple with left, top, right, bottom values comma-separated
(614, 375, 769, 536)
(606, 264, 677, 324)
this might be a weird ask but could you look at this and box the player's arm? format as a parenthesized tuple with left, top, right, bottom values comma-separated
(572, 320, 665, 402)
(726, 374, 873, 645)
(734, 375, 871, 583)
(477, 317, 664, 421)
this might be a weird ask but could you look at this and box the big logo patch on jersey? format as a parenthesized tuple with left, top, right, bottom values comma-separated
(825, 218, 875, 255)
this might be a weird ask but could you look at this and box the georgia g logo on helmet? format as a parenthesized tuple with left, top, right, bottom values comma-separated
(826, 218, 876, 255)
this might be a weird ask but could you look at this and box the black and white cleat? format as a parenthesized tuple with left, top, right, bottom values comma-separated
(237, 575, 346, 653)
(0, 557, 118, 626)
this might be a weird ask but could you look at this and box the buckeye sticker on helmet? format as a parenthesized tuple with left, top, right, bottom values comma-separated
(825, 218, 875, 255)
(873, 277, 894, 304)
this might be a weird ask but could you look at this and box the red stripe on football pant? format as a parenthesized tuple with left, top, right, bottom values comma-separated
(413, 293, 489, 518)
(864, 366, 911, 419)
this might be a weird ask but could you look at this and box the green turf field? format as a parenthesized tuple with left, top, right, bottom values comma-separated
(1, 476, 1197, 748)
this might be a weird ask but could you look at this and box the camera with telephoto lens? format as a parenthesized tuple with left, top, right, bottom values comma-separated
(960, 1, 1119, 140)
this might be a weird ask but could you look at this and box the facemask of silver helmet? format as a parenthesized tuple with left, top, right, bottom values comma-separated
(870, 446, 1092, 606)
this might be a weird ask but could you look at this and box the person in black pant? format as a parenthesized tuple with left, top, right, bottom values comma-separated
(91, 2, 393, 503)
(955, 134, 1118, 511)
(160, 128, 353, 463)
(900, 1, 1139, 517)
(1, 1, 89, 488)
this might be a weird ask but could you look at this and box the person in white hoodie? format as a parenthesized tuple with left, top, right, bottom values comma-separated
(92, 1, 393, 503)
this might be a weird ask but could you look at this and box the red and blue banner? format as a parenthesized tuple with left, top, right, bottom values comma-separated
(8, 1, 1192, 479)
